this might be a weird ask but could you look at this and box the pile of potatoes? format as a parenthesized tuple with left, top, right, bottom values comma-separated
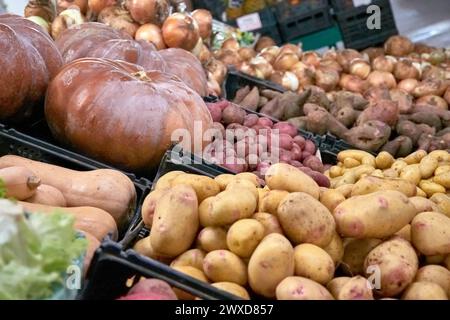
(134, 159, 450, 300)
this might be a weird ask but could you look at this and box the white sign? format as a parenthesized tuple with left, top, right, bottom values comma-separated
(237, 13, 262, 32)
(352, 0, 372, 7)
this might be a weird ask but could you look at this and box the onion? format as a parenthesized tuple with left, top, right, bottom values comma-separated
(416, 95, 448, 110)
(162, 12, 200, 51)
(192, 9, 212, 40)
(271, 71, 299, 91)
(279, 43, 302, 58)
(98, 6, 139, 37)
(428, 50, 446, 65)
(398, 79, 419, 94)
(319, 59, 342, 73)
(339, 74, 368, 93)
(302, 51, 321, 67)
(412, 79, 447, 98)
(361, 47, 385, 61)
(322, 48, 337, 60)
(394, 59, 420, 80)
(384, 35, 414, 57)
(198, 44, 212, 64)
(372, 55, 396, 73)
(255, 36, 276, 52)
(27, 16, 51, 34)
(250, 56, 273, 79)
(273, 53, 299, 71)
(367, 70, 397, 89)
(207, 77, 222, 96)
(291, 62, 315, 87)
(191, 38, 204, 59)
(349, 59, 371, 79)
(125, 0, 169, 25)
(222, 37, 240, 51)
(239, 62, 264, 79)
(261, 46, 280, 57)
(336, 49, 363, 72)
(135, 23, 166, 50)
(57, 0, 89, 14)
(421, 65, 446, 81)
(205, 59, 227, 84)
(52, 7, 86, 39)
(444, 87, 450, 105)
(238, 47, 256, 61)
(414, 43, 434, 54)
(215, 49, 241, 66)
(315, 67, 339, 92)
(88, 0, 117, 14)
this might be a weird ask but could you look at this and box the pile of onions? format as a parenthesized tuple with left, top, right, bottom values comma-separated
(51, 7, 86, 39)
(250, 56, 273, 79)
(135, 23, 166, 50)
(398, 79, 419, 94)
(273, 52, 299, 71)
(367, 70, 397, 89)
(270, 71, 299, 91)
(192, 9, 212, 40)
(238, 47, 256, 61)
(372, 55, 397, 73)
(58, 0, 89, 14)
(339, 74, 368, 93)
(222, 38, 240, 51)
(349, 59, 371, 79)
(393, 59, 421, 80)
(88, 0, 117, 15)
(98, 6, 139, 37)
(384, 35, 414, 57)
(124, 0, 169, 25)
(255, 36, 276, 52)
(162, 12, 200, 51)
(205, 59, 227, 85)
(315, 67, 339, 91)
(291, 62, 315, 87)
(336, 49, 363, 72)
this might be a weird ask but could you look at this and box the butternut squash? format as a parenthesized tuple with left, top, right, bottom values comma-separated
(78, 231, 101, 277)
(0, 155, 136, 227)
(0, 166, 40, 200)
(19, 201, 118, 241)
(26, 184, 67, 207)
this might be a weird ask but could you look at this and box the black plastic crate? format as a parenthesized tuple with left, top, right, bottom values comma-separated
(275, 0, 333, 42)
(81, 239, 240, 300)
(334, 0, 398, 50)
(0, 124, 152, 238)
(330, 0, 373, 12)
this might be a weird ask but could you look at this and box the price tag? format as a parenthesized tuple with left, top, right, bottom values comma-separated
(237, 13, 262, 32)
(352, 0, 372, 7)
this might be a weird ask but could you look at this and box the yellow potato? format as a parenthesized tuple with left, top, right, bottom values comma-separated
(197, 227, 228, 252)
(329, 166, 344, 178)
(334, 191, 416, 239)
(293, 244, 335, 285)
(419, 155, 439, 179)
(132, 236, 172, 264)
(333, 165, 375, 188)
(350, 176, 417, 197)
(214, 174, 235, 191)
(383, 168, 399, 178)
(326, 277, 351, 299)
(211, 282, 250, 300)
(375, 151, 394, 170)
(409, 197, 439, 214)
(395, 224, 411, 242)
(335, 184, 353, 198)
(370, 169, 384, 178)
(428, 150, 450, 162)
(248, 234, 295, 298)
(430, 193, 450, 217)
(433, 171, 450, 188)
(401, 282, 448, 300)
(343, 158, 361, 168)
(411, 211, 450, 256)
(275, 277, 334, 300)
(337, 276, 374, 300)
(203, 250, 247, 285)
(404, 150, 427, 165)
(235, 172, 261, 187)
(199, 189, 257, 227)
(265, 163, 319, 199)
(259, 190, 289, 216)
(154, 171, 185, 190)
(172, 174, 221, 203)
(226, 219, 265, 258)
(141, 189, 167, 228)
(364, 237, 418, 297)
(171, 249, 206, 271)
(225, 179, 258, 202)
(150, 185, 199, 257)
(252, 212, 283, 236)
(415, 265, 450, 297)
(400, 164, 421, 185)
(257, 188, 269, 211)
(435, 165, 450, 177)
(341, 238, 382, 276)
(172, 266, 209, 300)
(337, 150, 376, 167)
(391, 160, 408, 174)
(416, 187, 427, 198)
(320, 189, 346, 212)
(321, 231, 344, 265)
(278, 192, 335, 247)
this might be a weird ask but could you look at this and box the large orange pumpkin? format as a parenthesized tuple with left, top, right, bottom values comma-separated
(0, 14, 63, 120)
(45, 58, 212, 171)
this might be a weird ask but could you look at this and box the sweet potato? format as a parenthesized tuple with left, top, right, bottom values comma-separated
(260, 97, 283, 119)
(233, 86, 250, 104)
(261, 89, 282, 100)
(356, 99, 399, 127)
(239, 86, 260, 111)
(280, 90, 311, 120)
(345, 121, 391, 152)
(334, 91, 369, 111)
(334, 106, 360, 128)
(381, 136, 413, 157)
(409, 112, 442, 131)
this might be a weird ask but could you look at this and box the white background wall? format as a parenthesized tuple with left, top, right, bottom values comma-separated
(4, 0, 28, 15)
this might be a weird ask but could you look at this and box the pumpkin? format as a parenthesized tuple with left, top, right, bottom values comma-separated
(0, 14, 63, 120)
(45, 58, 212, 171)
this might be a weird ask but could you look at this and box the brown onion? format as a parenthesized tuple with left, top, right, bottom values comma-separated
(51, 7, 86, 39)
(198, 44, 212, 64)
(27, 16, 51, 34)
(350, 59, 371, 79)
(191, 38, 204, 58)
(372, 55, 396, 73)
(207, 76, 222, 96)
(205, 59, 227, 84)
(239, 62, 264, 79)
(250, 56, 273, 79)
(412, 79, 447, 97)
(279, 43, 302, 58)
(98, 6, 139, 37)
(319, 59, 342, 73)
(222, 37, 240, 51)
(428, 50, 446, 66)
(367, 70, 397, 89)
(255, 36, 276, 52)
(339, 74, 368, 94)
(162, 12, 200, 51)
(274, 53, 299, 71)
(302, 51, 321, 67)
(398, 79, 419, 94)
(270, 71, 299, 91)
(215, 49, 241, 67)
(192, 9, 212, 40)
(361, 47, 385, 61)
(135, 23, 166, 50)
(58, 0, 89, 14)
(238, 47, 256, 61)
(88, 0, 117, 14)
(390, 89, 413, 114)
(336, 49, 363, 73)
(394, 59, 420, 80)
(322, 48, 337, 60)
(384, 35, 414, 57)
(315, 67, 339, 92)
(421, 65, 446, 81)
(414, 43, 434, 54)
(291, 62, 315, 87)
(125, 0, 169, 25)
(416, 95, 448, 110)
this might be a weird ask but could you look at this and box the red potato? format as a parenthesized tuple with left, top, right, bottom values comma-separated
(279, 149, 293, 163)
(279, 134, 294, 151)
(289, 160, 303, 168)
(301, 152, 313, 162)
(257, 117, 274, 128)
(291, 144, 302, 161)
(293, 136, 306, 149)
(273, 122, 298, 138)
(243, 114, 259, 127)
(303, 155, 324, 173)
(222, 105, 246, 125)
(206, 103, 222, 122)
(304, 140, 316, 155)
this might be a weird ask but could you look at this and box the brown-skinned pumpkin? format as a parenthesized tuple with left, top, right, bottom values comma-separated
(45, 58, 212, 171)
(0, 14, 63, 120)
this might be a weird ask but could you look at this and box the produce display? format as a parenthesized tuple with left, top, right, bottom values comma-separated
(133, 160, 450, 300)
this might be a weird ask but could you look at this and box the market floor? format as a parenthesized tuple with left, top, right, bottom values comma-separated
(392, 0, 450, 47)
